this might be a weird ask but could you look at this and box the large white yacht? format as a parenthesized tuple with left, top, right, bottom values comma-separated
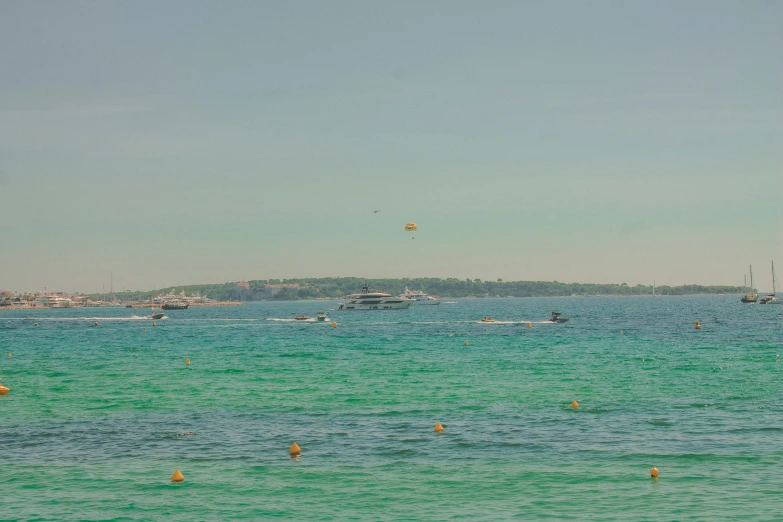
(399, 287, 441, 305)
(338, 284, 413, 310)
(33, 294, 73, 308)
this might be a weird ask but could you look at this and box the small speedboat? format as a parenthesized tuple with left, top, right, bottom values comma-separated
(151, 312, 165, 320)
(480, 317, 496, 323)
(317, 312, 327, 321)
(295, 315, 310, 321)
(549, 312, 568, 323)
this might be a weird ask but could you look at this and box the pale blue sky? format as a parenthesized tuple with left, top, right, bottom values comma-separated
(1, 0, 781, 293)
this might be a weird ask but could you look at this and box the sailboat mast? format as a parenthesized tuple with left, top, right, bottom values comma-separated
(750, 265, 754, 292)
(773, 261, 776, 296)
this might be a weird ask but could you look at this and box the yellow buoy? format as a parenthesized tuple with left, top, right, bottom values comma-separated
(332, 322, 337, 328)
(434, 422, 444, 432)
(290, 442, 301, 456)
(185, 358, 190, 365)
(695, 321, 701, 330)
(650, 466, 659, 478)
(7, 353, 11, 357)
(152, 322, 157, 327)
(171, 469, 185, 482)
(0, 385, 9, 396)
(571, 400, 579, 408)
(527, 322, 532, 328)
(404, 222, 418, 232)
(620, 330, 624, 335)
(464, 340, 469, 346)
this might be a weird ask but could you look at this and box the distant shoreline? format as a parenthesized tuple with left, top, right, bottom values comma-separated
(0, 293, 752, 311)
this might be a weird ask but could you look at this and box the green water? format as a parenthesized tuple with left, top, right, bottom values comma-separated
(1, 296, 781, 520)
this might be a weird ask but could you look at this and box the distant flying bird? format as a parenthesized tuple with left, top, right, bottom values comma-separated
(374, 210, 380, 213)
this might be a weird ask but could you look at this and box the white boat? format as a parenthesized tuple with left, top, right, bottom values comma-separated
(760, 261, 780, 305)
(338, 284, 413, 310)
(33, 294, 73, 308)
(399, 287, 441, 305)
(741, 266, 758, 303)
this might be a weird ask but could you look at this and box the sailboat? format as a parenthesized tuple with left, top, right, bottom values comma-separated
(760, 261, 779, 304)
(653, 281, 656, 297)
(741, 265, 758, 303)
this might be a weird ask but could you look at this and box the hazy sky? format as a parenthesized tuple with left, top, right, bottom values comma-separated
(1, 0, 781, 293)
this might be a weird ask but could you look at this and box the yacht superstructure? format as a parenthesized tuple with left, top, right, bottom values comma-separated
(399, 287, 441, 305)
(338, 284, 413, 310)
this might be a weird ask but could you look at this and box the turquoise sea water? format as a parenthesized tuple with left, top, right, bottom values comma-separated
(1, 296, 781, 520)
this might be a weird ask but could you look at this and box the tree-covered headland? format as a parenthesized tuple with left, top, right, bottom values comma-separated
(97, 278, 747, 302)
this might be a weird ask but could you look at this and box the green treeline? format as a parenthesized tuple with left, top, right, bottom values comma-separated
(95, 278, 747, 302)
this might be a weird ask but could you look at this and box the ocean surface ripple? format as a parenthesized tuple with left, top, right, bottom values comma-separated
(1, 296, 781, 519)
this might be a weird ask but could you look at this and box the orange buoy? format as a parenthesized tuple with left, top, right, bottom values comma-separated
(7, 353, 11, 357)
(571, 400, 579, 409)
(289, 442, 301, 456)
(650, 466, 659, 478)
(695, 321, 701, 330)
(331, 322, 337, 328)
(527, 322, 532, 328)
(464, 340, 469, 346)
(0, 385, 9, 396)
(185, 358, 190, 365)
(171, 469, 184, 482)
(434, 422, 444, 433)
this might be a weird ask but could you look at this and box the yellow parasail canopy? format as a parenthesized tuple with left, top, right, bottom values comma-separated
(404, 223, 418, 232)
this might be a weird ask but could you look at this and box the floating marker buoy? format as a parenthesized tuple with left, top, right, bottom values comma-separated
(434, 422, 444, 433)
(152, 322, 157, 327)
(0, 385, 9, 396)
(464, 340, 469, 346)
(185, 358, 190, 365)
(620, 330, 624, 335)
(527, 322, 532, 328)
(34, 323, 38, 327)
(331, 322, 337, 328)
(7, 353, 11, 357)
(94, 322, 99, 326)
(290, 442, 301, 456)
(171, 469, 184, 482)
(571, 400, 579, 409)
(695, 321, 701, 330)
(650, 466, 659, 478)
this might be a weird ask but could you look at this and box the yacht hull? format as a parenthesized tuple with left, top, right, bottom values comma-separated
(338, 300, 412, 310)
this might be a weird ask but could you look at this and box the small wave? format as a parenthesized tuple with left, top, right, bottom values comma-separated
(266, 318, 328, 323)
(20, 316, 167, 321)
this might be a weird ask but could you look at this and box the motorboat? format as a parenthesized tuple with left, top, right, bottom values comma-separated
(549, 312, 569, 323)
(480, 317, 496, 323)
(295, 315, 310, 321)
(337, 284, 413, 310)
(317, 312, 327, 321)
(399, 287, 441, 305)
(151, 312, 165, 320)
(162, 301, 189, 310)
